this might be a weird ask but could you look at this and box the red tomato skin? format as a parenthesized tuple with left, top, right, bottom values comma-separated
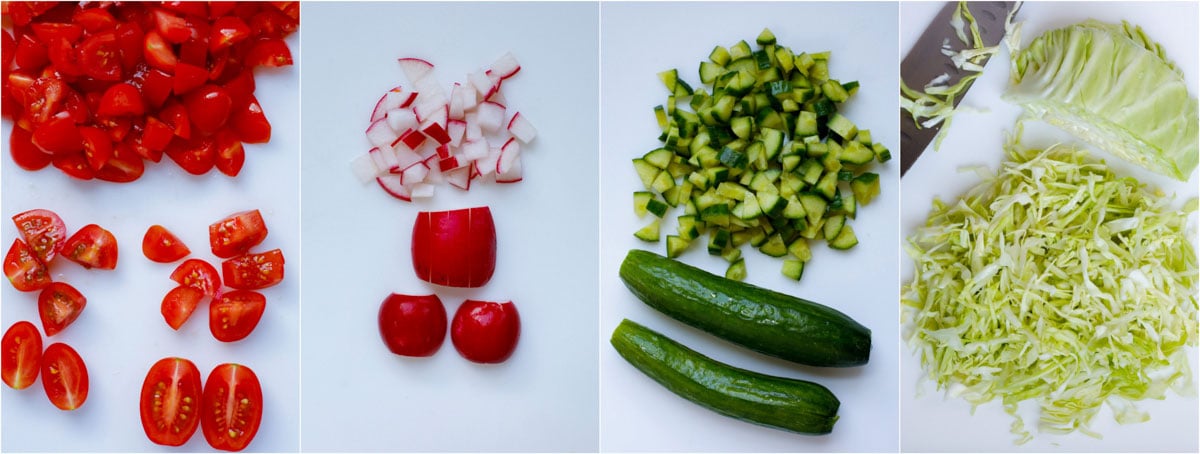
(184, 84, 232, 135)
(171, 258, 222, 297)
(37, 282, 87, 337)
(221, 249, 284, 290)
(209, 290, 266, 342)
(95, 139, 145, 183)
(451, 300, 520, 364)
(161, 285, 205, 330)
(411, 207, 497, 288)
(165, 135, 216, 175)
(208, 209, 267, 258)
(213, 129, 245, 176)
(4, 239, 53, 292)
(79, 125, 114, 171)
(97, 82, 145, 117)
(230, 94, 270, 144)
(12, 208, 67, 263)
(142, 224, 191, 263)
(201, 363, 263, 452)
(32, 116, 84, 155)
(41, 342, 88, 410)
(1, 321, 43, 390)
(9, 126, 52, 170)
(140, 357, 202, 446)
(52, 152, 95, 180)
(61, 224, 119, 270)
(378, 294, 447, 357)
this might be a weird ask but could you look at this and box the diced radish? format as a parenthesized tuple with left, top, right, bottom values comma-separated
(507, 112, 537, 143)
(402, 161, 430, 183)
(476, 101, 505, 133)
(460, 79, 480, 111)
(410, 183, 435, 199)
(350, 152, 382, 183)
(398, 58, 434, 84)
(484, 70, 503, 100)
(465, 113, 483, 142)
(477, 148, 500, 177)
(496, 157, 523, 183)
(449, 83, 465, 119)
(394, 146, 424, 170)
(461, 139, 489, 161)
(369, 145, 400, 171)
(421, 121, 451, 144)
(399, 128, 426, 150)
(438, 156, 464, 172)
(366, 118, 398, 149)
(468, 69, 492, 99)
(386, 108, 418, 135)
(447, 120, 466, 148)
(498, 138, 520, 173)
(469, 162, 482, 180)
(435, 144, 451, 159)
(490, 52, 521, 80)
(371, 87, 401, 122)
(445, 166, 471, 190)
(377, 174, 412, 201)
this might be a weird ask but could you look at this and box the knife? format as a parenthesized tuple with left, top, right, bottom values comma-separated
(899, 1, 1017, 176)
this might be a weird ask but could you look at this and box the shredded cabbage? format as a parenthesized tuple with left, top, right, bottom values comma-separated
(902, 144, 1199, 443)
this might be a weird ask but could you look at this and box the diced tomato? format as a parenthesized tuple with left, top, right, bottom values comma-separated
(97, 82, 145, 117)
(95, 140, 145, 183)
(139, 67, 174, 108)
(208, 210, 267, 258)
(38, 282, 87, 337)
(14, 34, 48, 71)
(30, 23, 82, 45)
(247, 38, 291, 67)
(142, 30, 176, 72)
(24, 77, 69, 125)
(222, 69, 255, 106)
(113, 21, 144, 70)
(12, 209, 67, 263)
(183, 84, 232, 134)
(209, 16, 250, 52)
(4, 239, 52, 292)
(165, 135, 215, 175)
(142, 225, 190, 263)
(172, 62, 208, 95)
(231, 94, 270, 144)
(214, 129, 245, 177)
(32, 116, 84, 155)
(153, 9, 192, 44)
(222, 249, 284, 290)
(61, 224, 119, 270)
(77, 31, 123, 81)
(159, 101, 192, 139)
(209, 290, 266, 342)
(52, 153, 95, 180)
(79, 126, 114, 171)
(73, 7, 118, 33)
(249, 8, 297, 40)
(159, 2, 208, 19)
(171, 258, 221, 297)
(208, 2, 238, 19)
(9, 126, 52, 171)
(161, 285, 205, 330)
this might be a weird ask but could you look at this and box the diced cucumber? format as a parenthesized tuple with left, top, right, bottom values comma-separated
(799, 193, 827, 226)
(634, 158, 660, 189)
(788, 237, 812, 262)
(840, 191, 857, 219)
(655, 105, 669, 131)
(635, 219, 661, 242)
(658, 69, 680, 93)
(781, 259, 805, 280)
(828, 224, 858, 250)
(850, 173, 880, 205)
(725, 258, 747, 281)
(709, 45, 731, 66)
(783, 196, 807, 219)
(839, 141, 874, 165)
(646, 198, 669, 218)
(651, 170, 676, 193)
(822, 214, 845, 241)
(644, 148, 675, 169)
(729, 40, 752, 60)
(826, 113, 857, 141)
(634, 191, 654, 217)
(732, 197, 762, 220)
(700, 204, 731, 227)
(815, 170, 839, 200)
(756, 191, 784, 218)
(677, 215, 701, 240)
(708, 229, 731, 254)
(699, 61, 724, 84)
(759, 233, 788, 257)
(755, 28, 777, 46)
(666, 235, 690, 258)
(872, 143, 892, 163)
(721, 247, 742, 264)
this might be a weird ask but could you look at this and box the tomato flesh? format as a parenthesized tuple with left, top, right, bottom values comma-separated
(41, 342, 88, 410)
(161, 285, 205, 330)
(411, 207, 497, 288)
(208, 209, 267, 258)
(201, 363, 263, 452)
(451, 300, 521, 364)
(209, 290, 265, 342)
(12, 208, 67, 263)
(140, 357, 202, 446)
(4, 239, 52, 292)
(143, 224, 191, 263)
(9, 127, 53, 170)
(2, 321, 43, 390)
(378, 293, 447, 357)
(61, 223, 119, 270)
(171, 258, 221, 297)
(230, 94, 270, 144)
(221, 249, 284, 290)
(38, 282, 87, 337)
(184, 84, 232, 135)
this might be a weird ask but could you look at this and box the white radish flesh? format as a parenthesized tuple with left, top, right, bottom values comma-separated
(350, 153, 382, 183)
(507, 112, 537, 143)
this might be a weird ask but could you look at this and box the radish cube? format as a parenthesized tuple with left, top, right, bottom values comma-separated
(477, 148, 500, 177)
(496, 156, 523, 183)
(386, 108, 418, 135)
(436, 144, 451, 159)
(491, 52, 521, 80)
(377, 174, 412, 201)
(460, 79, 480, 110)
(507, 112, 537, 143)
(366, 118, 398, 149)
(371, 88, 402, 122)
(410, 183, 435, 199)
(350, 152, 381, 183)
(465, 113, 483, 142)
(398, 58, 434, 84)
(461, 139, 489, 161)
(399, 128, 427, 150)
(445, 166, 471, 190)
(438, 156, 463, 172)
(402, 161, 430, 183)
(394, 146, 424, 170)
(421, 121, 451, 144)
(476, 101, 505, 133)
(447, 120, 467, 148)
(468, 69, 492, 99)
(370, 145, 400, 171)
(498, 138, 520, 174)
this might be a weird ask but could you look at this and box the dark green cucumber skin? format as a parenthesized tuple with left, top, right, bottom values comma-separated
(619, 249, 870, 367)
(611, 319, 840, 435)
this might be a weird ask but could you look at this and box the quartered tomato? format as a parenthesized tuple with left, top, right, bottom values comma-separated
(9, 127, 53, 170)
(246, 38, 291, 67)
(378, 293, 446, 357)
(142, 224, 190, 263)
(31, 115, 84, 155)
(201, 363, 263, 452)
(78, 31, 123, 81)
(97, 82, 145, 117)
(209, 16, 250, 52)
(183, 84, 232, 135)
(450, 300, 520, 364)
(412, 207, 497, 288)
(164, 135, 215, 175)
(213, 129, 245, 177)
(79, 125, 114, 171)
(171, 258, 221, 296)
(140, 357, 202, 446)
(1, 321, 43, 390)
(12, 208, 67, 263)
(61, 224, 119, 269)
(208, 209, 267, 258)
(4, 239, 52, 292)
(41, 342, 88, 411)
(161, 285, 205, 330)
(221, 249, 284, 290)
(95, 139, 145, 183)
(38, 282, 87, 337)
(209, 290, 265, 342)
(230, 94, 269, 144)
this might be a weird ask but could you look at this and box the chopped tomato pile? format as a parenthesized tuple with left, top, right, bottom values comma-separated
(1, 1, 298, 181)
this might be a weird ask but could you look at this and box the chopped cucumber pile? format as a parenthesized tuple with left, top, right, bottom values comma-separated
(903, 143, 1199, 443)
(632, 28, 889, 281)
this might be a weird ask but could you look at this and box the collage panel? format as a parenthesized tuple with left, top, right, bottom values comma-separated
(899, 2, 1199, 452)
(1, 2, 301, 452)
(600, 2, 900, 452)
(299, 1, 600, 452)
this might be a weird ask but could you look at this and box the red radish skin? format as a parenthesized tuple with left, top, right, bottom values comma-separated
(412, 207, 496, 288)
(451, 300, 520, 364)
(378, 293, 447, 357)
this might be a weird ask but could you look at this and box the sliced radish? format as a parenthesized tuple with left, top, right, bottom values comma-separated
(507, 112, 537, 143)
(350, 152, 382, 183)
(498, 138, 520, 173)
(377, 174, 412, 201)
(496, 157, 523, 183)
(491, 52, 521, 80)
(445, 166, 471, 190)
(398, 58, 434, 84)
(476, 101, 505, 133)
(446, 120, 467, 148)
(366, 119, 398, 149)
(410, 183, 435, 199)
(386, 108, 418, 135)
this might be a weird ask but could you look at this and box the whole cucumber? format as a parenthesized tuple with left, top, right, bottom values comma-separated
(619, 249, 870, 367)
(611, 319, 840, 435)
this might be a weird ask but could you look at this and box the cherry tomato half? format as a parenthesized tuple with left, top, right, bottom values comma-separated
(4, 239, 52, 292)
(61, 224, 119, 270)
(208, 209, 267, 258)
(209, 290, 265, 342)
(451, 300, 520, 364)
(38, 282, 86, 337)
(142, 224, 190, 263)
(140, 357, 202, 446)
(411, 207, 497, 288)
(41, 342, 88, 410)
(378, 293, 447, 357)
(161, 285, 205, 331)
(12, 208, 67, 263)
(171, 258, 221, 297)
(201, 363, 263, 452)
(221, 249, 284, 290)
(1, 321, 43, 390)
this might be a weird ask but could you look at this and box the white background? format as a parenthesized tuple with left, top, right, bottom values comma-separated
(600, 3, 900, 452)
(298, 3, 600, 452)
(900, 2, 1200, 452)
(0, 33, 301, 452)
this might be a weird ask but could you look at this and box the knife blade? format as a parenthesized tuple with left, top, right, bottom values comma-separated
(899, 1, 1017, 176)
